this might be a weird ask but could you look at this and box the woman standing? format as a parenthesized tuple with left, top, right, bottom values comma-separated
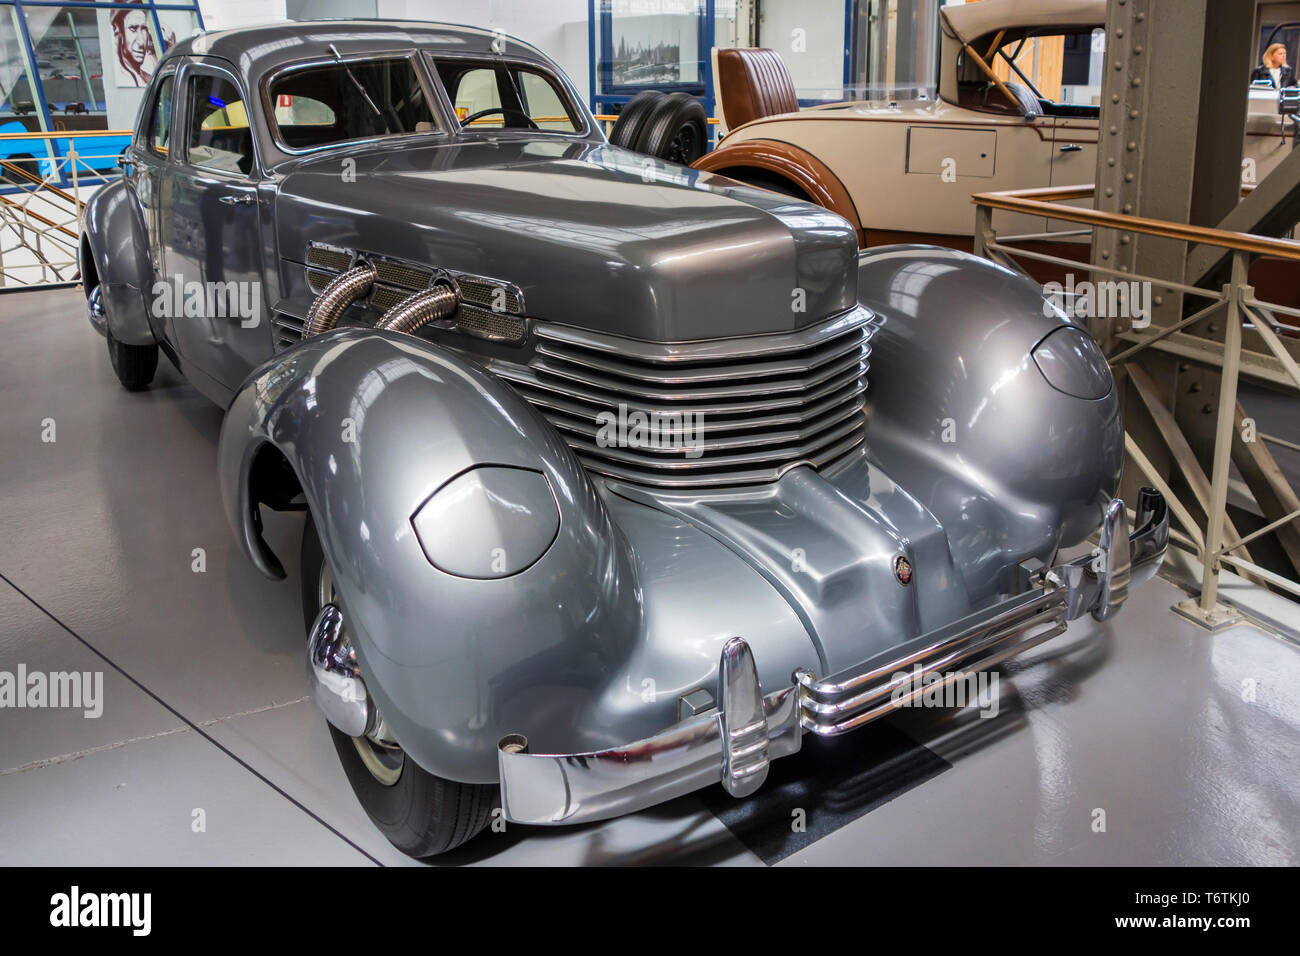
(1251, 42, 1297, 89)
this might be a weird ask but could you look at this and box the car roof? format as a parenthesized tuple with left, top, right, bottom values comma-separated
(941, 0, 1105, 44)
(164, 19, 554, 85)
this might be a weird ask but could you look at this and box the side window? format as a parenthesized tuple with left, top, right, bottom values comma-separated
(147, 74, 175, 156)
(450, 68, 504, 126)
(517, 72, 578, 132)
(438, 61, 580, 133)
(185, 73, 253, 175)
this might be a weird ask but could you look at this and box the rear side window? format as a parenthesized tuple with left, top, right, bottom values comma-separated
(185, 73, 254, 174)
(436, 60, 580, 133)
(267, 57, 437, 149)
(147, 74, 174, 156)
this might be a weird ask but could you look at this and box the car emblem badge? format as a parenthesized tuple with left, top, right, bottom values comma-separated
(893, 555, 913, 586)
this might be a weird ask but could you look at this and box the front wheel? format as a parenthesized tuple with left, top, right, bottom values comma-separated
(106, 328, 158, 391)
(301, 514, 496, 857)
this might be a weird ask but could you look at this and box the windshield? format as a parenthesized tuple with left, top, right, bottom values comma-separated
(266, 56, 438, 150)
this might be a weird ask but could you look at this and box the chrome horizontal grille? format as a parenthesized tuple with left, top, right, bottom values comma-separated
(490, 308, 878, 488)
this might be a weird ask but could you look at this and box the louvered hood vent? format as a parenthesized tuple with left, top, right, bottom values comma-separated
(488, 308, 878, 489)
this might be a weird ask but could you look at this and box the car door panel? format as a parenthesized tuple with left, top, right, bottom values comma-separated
(164, 60, 272, 393)
(124, 66, 176, 346)
(1048, 118, 1099, 236)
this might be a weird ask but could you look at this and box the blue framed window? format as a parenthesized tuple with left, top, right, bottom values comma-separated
(0, 1, 203, 186)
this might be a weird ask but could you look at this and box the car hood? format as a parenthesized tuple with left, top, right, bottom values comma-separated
(275, 138, 858, 340)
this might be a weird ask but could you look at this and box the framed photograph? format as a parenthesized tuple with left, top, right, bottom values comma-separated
(599, 0, 705, 95)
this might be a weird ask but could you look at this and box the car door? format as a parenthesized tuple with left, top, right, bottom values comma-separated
(1047, 116, 1098, 234)
(1045, 28, 1102, 235)
(972, 119, 1055, 236)
(164, 58, 270, 395)
(126, 63, 177, 346)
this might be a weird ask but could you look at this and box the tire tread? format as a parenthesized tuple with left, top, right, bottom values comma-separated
(107, 330, 158, 391)
(304, 515, 497, 859)
(635, 92, 707, 163)
(608, 90, 665, 149)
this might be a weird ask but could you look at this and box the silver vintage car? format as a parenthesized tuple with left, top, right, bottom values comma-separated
(79, 20, 1168, 858)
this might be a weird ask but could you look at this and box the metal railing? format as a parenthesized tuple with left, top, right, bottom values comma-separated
(0, 129, 131, 287)
(972, 185, 1300, 619)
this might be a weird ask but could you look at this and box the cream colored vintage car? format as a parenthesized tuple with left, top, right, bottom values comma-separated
(695, 0, 1291, 246)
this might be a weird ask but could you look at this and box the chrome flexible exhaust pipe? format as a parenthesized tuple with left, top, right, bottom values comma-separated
(377, 285, 459, 335)
(304, 262, 376, 338)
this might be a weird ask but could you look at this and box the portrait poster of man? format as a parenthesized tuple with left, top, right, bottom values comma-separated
(101, 2, 175, 88)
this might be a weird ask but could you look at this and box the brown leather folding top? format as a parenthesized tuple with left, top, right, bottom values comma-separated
(716, 48, 799, 130)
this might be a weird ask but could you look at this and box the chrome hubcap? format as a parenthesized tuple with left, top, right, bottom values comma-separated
(316, 557, 404, 787)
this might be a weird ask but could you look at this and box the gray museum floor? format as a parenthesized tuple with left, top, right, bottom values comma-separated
(2, 286, 1298, 866)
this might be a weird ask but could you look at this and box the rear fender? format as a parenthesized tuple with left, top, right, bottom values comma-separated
(693, 137, 862, 239)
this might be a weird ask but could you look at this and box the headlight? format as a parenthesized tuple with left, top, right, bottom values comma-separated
(411, 465, 560, 579)
(1031, 326, 1112, 400)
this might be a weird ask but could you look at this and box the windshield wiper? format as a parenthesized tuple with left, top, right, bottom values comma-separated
(330, 43, 389, 130)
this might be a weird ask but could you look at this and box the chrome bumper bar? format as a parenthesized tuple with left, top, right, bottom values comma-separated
(498, 490, 1169, 826)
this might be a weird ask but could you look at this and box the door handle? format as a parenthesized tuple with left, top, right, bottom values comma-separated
(1059, 143, 1083, 153)
(219, 194, 255, 205)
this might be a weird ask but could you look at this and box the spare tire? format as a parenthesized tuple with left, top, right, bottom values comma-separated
(635, 92, 708, 165)
(607, 91, 665, 149)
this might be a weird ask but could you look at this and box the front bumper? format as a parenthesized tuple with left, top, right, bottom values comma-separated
(498, 490, 1169, 826)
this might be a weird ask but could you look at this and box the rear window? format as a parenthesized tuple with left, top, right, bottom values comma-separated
(266, 57, 438, 150)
